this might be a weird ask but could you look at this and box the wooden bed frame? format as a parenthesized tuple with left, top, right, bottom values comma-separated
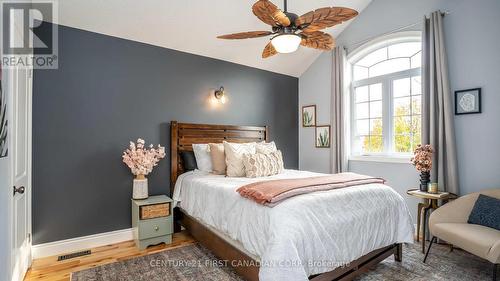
(170, 121, 402, 281)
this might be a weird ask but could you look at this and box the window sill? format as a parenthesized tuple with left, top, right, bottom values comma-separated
(349, 155, 412, 164)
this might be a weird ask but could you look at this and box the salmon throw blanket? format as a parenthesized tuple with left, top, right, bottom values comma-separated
(237, 172, 385, 207)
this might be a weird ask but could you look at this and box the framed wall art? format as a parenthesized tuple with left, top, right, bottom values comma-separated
(455, 88, 481, 115)
(302, 105, 316, 127)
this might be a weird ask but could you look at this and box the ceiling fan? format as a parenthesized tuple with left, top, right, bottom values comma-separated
(217, 0, 358, 58)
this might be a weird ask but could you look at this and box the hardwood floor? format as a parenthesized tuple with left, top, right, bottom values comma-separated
(24, 231, 195, 281)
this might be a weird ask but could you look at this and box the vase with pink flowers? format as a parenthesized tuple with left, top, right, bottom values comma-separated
(411, 144, 433, 192)
(123, 138, 166, 199)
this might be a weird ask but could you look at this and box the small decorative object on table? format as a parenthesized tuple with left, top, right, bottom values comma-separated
(411, 144, 433, 192)
(428, 183, 438, 194)
(132, 195, 173, 249)
(123, 138, 166, 199)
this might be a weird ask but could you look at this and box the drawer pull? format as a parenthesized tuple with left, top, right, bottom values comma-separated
(154, 226, 159, 231)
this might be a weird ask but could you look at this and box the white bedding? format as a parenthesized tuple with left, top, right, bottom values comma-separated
(173, 169, 414, 281)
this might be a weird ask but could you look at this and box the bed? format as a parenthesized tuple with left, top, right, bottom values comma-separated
(170, 121, 414, 281)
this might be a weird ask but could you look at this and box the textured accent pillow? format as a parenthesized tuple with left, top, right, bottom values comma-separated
(223, 141, 256, 177)
(243, 150, 284, 178)
(467, 194, 500, 230)
(192, 144, 212, 172)
(209, 143, 226, 175)
(256, 141, 277, 154)
(180, 151, 197, 171)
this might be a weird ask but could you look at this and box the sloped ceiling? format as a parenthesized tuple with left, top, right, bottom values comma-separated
(52, 0, 371, 77)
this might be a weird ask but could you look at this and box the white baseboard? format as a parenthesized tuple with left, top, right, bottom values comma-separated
(32, 228, 133, 259)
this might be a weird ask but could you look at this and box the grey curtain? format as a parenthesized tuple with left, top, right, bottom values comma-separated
(331, 46, 348, 173)
(422, 11, 459, 194)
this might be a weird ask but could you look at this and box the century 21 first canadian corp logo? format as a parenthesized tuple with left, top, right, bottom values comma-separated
(1, 1, 58, 69)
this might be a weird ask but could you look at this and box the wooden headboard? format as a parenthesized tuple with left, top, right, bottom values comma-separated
(170, 121, 268, 194)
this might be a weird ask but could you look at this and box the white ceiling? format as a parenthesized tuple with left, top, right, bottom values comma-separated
(52, 0, 371, 77)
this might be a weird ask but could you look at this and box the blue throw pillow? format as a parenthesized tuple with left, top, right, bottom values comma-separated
(467, 194, 500, 230)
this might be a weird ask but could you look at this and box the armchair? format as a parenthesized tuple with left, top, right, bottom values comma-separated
(423, 189, 500, 281)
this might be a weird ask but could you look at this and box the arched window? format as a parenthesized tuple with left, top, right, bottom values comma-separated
(348, 32, 422, 158)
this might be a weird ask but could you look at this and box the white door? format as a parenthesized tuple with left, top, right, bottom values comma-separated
(8, 65, 32, 281)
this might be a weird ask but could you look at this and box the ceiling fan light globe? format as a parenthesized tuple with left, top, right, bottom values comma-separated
(271, 34, 301, 54)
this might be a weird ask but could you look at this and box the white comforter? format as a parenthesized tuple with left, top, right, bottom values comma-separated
(173, 169, 414, 281)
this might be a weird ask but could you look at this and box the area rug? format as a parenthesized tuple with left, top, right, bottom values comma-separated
(72, 242, 494, 281)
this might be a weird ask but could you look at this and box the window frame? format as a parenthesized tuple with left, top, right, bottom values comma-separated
(347, 31, 422, 161)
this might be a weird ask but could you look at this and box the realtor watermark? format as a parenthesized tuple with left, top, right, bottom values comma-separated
(1, 0, 58, 69)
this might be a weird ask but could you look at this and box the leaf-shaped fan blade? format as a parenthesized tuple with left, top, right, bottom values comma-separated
(296, 7, 358, 32)
(252, 0, 291, 27)
(300, 31, 335, 50)
(217, 31, 273, 40)
(262, 42, 278, 58)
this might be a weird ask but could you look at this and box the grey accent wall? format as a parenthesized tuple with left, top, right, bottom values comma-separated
(299, 0, 500, 219)
(33, 23, 298, 244)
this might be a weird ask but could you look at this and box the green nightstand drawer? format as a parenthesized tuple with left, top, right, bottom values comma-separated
(138, 216, 173, 240)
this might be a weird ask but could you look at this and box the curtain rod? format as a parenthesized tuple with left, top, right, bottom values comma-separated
(344, 10, 450, 51)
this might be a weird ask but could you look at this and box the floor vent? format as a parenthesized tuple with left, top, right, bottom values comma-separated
(57, 250, 91, 261)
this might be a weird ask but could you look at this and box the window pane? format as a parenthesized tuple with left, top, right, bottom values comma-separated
(395, 135, 412, 153)
(356, 47, 387, 67)
(394, 97, 411, 116)
(369, 136, 383, 152)
(353, 65, 368, 81)
(412, 132, 422, 151)
(355, 86, 369, 103)
(411, 116, 421, 136)
(355, 136, 367, 154)
(356, 120, 369, 135)
(412, 95, 421, 115)
(388, 42, 421, 59)
(370, 118, 383, 135)
(370, 101, 382, 118)
(393, 78, 411, 97)
(356, 103, 369, 119)
(369, 58, 410, 77)
(369, 83, 382, 100)
(411, 51, 422, 68)
(411, 76, 421, 95)
(394, 116, 411, 135)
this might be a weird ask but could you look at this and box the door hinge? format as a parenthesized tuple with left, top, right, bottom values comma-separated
(27, 233, 31, 243)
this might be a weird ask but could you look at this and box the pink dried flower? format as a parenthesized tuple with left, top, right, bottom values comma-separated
(410, 144, 433, 172)
(122, 138, 166, 176)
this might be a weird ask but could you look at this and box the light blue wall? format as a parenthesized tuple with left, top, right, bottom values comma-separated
(299, 51, 332, 173)
(299, 0, 500, 208)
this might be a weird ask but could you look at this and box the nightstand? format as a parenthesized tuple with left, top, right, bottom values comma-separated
(132, 195, 173, 250)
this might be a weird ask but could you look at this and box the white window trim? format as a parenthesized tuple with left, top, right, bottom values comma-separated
(347, 31, 422, 160)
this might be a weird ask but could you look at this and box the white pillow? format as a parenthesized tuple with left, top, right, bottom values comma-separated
(243, 150, 284, 178)
(223, 141, 256, 177)
(192, 144, 212, 172)
(256, 141, 277, 154)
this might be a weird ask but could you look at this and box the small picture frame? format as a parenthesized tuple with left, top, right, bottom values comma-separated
(302, 105, 316, 127)
(455, 88, 481, 115)
(315, 125, 331, 148)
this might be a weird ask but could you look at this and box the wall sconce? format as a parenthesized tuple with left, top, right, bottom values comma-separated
(214, 87, 227, 104)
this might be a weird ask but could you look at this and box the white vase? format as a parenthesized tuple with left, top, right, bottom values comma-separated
(132, 175, 148, 200)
